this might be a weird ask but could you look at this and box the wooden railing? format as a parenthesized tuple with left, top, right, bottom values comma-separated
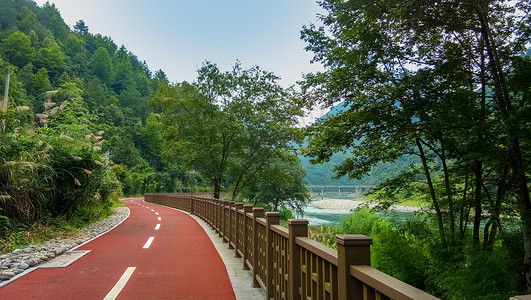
(145, 193, 438, 300)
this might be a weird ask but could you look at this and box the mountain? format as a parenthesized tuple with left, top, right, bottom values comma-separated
(300, 102, 418, 187)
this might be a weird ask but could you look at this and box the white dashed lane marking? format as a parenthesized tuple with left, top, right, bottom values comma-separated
(143, 237, 155, 249)
(155, 224, 160, 230)
(155, 212, 159, 215)
(103, 267, 136, 300)
(157, 217, 161, 221)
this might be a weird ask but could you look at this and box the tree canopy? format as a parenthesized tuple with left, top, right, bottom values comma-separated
(301, 0, 531, 293)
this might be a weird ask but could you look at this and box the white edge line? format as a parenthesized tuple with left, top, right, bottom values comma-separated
(143, 237, 155, 249)
(103, 267, 136, 300)
(0, 201, 132, 288)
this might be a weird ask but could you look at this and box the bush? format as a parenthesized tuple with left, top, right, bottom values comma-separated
(336, 208, 386, 237)
(435, 247, 518, 300)
(279, 207, 294, 221)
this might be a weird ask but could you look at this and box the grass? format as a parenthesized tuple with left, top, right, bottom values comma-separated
(0, 200, 120, 254)
(363, 193, 430, 208)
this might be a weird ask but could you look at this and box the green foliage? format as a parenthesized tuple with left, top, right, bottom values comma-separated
(244, 152, 311, 215)
(278, 207, 294, 221)
(1, 32, 35, 67)
(335, 209, 521, 299)
(301, 0, 531, 294)
(152, 61, 306, 201)
(435, 248, 518, 300)
(90, 47, 113, 82)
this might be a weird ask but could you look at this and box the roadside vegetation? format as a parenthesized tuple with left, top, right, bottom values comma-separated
(0, 0, 529, 298)
(0, 0, 310, 253)
(308, 209, 523, 299)
(300, 0, 531, 297)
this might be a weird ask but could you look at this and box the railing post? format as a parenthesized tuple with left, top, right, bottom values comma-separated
(228, 202, 235, 249)
(234, 203, 244, 258)
(209, 199, 214, 227)
(222, 201, 229, 241)
(288, 219, 308, 300)
(252, 207, 264, 288)
(266, 212, 280, 299)
(190, 195, 194, 215)
(218, 200, 225, 238)
(242, 205, 252, 270)
(210, 199, 215, 228)
(335, 234, 373, 300)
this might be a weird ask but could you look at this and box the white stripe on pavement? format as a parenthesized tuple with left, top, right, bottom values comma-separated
(103, 267, 136, 300)
(143, 237, 155, 249)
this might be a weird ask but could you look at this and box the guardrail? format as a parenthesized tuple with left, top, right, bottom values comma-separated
(145, 193, 438, 300)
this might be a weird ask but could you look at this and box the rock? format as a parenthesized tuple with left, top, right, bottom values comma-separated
(54, 247, 66, 255)
(0, 271, 15, 280)
(0, 206, 128, 279)
(14, 263, 29, 270)
(24, 259, 39, 267)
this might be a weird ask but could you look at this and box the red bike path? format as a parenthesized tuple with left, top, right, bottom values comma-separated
(0, 198, 236, 300)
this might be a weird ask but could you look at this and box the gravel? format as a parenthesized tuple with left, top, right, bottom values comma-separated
(0, 206, 129, 282)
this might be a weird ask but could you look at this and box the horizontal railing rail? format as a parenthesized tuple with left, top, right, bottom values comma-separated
(145, 193, 438, 300)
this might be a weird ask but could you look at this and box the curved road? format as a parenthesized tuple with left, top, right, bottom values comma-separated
(0, 198, 236, 300)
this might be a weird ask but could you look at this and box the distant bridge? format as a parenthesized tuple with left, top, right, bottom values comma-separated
(307, 185, 375, 198)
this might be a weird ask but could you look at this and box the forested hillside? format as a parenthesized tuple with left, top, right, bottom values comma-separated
(0, 0, 311, 250)
(0, 0, 175, 249)
(301, 102, 419, 187)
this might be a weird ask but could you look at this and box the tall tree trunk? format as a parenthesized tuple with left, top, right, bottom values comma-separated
(459, 172, 469, 238)
(440, 140, 455, 234)
(214, 178, 221, 199)
(416, 138, 446, 246)
(473, 160, 482, 248)
(474, 5, 531, 291)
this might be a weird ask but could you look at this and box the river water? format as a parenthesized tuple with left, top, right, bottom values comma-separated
(300, 195, 417, 226)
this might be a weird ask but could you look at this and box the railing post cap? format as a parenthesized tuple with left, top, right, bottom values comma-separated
(243, 204, 252, 208)
(335, 234, 373, 246)
(288, 219, 309, 225)
(235, 202, 244, 207)
(266, 212, 280, 217)
(253, 207, 264, 212)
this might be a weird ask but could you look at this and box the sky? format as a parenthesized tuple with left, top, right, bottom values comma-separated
(32, 1, 324, 84)
(33, 0, 328, 125)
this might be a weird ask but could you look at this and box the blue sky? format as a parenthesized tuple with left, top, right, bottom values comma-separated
(34, 0, 325, 90)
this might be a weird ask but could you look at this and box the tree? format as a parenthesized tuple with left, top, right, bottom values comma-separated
(244, 151, 310, 216)
(153, 69, 168, 82)
(35, 37, 66, 81)
(73, 20, 89, 36)
(152, 80, 241, 199)
(152, 62, 304, 200)
(34, 67, 52, 97)
(1, 32, 35, 67)
(90, 47, 113, 82)
(300, 0, 531, 291)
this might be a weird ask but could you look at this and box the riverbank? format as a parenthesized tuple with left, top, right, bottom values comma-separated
(310, 198, 421, 213)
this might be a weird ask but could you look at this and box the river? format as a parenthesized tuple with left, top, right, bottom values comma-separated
(300, 195, 418, 226)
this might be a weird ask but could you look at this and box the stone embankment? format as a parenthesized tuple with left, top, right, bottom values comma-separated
(0, 206, 129, 282)
(310, 199, 420, 212)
